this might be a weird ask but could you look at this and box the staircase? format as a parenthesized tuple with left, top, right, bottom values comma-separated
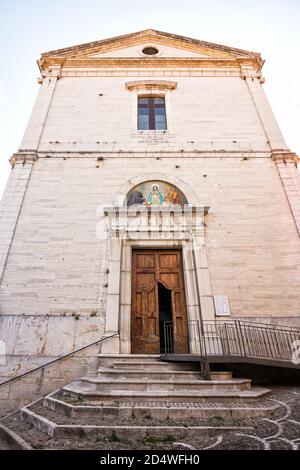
(62, 354, 266, 399)
(2, 319, 299, 448)
(12, 354, 278, 446)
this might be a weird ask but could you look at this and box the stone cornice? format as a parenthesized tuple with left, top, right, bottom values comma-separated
(9, 152, 38, 167)
(38, 30, 264, 74)
(38, 57, 262, 74)
(103, 205, 209, 239)
(125, 80, 177, 91)
(24, 151, 272, 158)
(271, 150, 299, 166)
(40, 29, 261, 60)
(104, 205, 210, 215)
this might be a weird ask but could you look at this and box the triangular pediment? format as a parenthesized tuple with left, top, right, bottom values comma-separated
(41, 29, 260, 60)
(83, 42, 216, 59)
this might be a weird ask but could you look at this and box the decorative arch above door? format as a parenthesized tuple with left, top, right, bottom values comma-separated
(113, 172, 200, 207)
(126, 180, 188, 207)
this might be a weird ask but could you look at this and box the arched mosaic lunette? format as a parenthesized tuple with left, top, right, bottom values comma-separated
(126, 180, 188, 207)
(113, 173, 200, 207)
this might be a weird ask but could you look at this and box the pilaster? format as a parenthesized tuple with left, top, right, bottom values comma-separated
(0, 153, 37, 281)
(19, 66, 61, 151)
(100, 237, 122, 353)
(271, 151, 300, 236)
(242, 70, 288, 151)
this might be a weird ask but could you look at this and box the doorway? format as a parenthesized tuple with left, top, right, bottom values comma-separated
(158, 282, 173, 353)
(131, 249, 189, 354)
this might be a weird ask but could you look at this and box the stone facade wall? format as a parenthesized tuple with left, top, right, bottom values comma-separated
(0, 155, 299, 337)
(0, 314, 104, 365)
(28, 75, 272, 153)
(0, 63, 299, 368)
(0, 344, 100, 417)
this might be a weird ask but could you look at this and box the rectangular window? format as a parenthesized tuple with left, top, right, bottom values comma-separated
(138, 97, 167, 130)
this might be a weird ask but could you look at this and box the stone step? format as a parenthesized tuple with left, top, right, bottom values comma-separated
(210, 371, 233, 380)
(97, 368, 202, 381)
(98, 354, 161, 359)
(62, 384, 270, 403)
(20, 406, 254, 440)
(6, 349, 276, 449)
(98, 354, 160, 368)
(78, 375, 252, 392)
(43, 393, 279, 421)
(62, 379, 264, 400)
(112, 361, 199, 371)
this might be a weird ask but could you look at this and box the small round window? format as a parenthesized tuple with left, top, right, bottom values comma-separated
(142, 46, 159, 56)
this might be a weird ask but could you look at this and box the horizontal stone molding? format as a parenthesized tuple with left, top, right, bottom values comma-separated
(271, 150, 299, 166)
(59, 69, 244, 78)
(103, 205, 209, 240)
(125, 80, 177, 91)
(32, 150, 272, 158)
(104, 205, 209, 215)
(39, 57, 262, 72)
(9, 152, 38, 167)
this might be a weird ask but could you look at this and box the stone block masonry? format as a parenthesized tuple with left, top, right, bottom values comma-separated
(0, 29, 299, 369)
(0, 154, 299, 354)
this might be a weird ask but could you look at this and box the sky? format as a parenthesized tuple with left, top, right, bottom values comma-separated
(0, 0, 299, 199)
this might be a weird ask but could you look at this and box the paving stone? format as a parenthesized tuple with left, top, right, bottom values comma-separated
(1, 385, 299, 449)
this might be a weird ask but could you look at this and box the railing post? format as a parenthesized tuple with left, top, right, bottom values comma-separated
(164, 321, 168, 356)
(236, 320, 247, 357)
(200, 357, 211, 381)
(224, 323, 230, 355)
(197, 320, 211, 380)
(199, 320, 208, 357)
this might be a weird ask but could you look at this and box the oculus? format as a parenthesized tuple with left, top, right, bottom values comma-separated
(142, 46, 159, 55)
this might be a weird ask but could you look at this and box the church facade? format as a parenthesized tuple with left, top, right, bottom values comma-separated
(0, 30, 300, 371)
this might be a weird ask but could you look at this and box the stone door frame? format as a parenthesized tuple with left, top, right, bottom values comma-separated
(101, 234, 215, 354)
(101, 172, 215, 354)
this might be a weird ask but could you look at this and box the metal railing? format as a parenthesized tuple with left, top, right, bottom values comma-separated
(0, 333, 117, 420)
(163, 321, 174, 354)
(163, 319, 300, 363)
(0, 333, 117, 388)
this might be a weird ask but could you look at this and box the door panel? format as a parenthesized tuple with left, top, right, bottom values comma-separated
(131, 252, 159, 354)
(131, 249, 189, 354)
(159, 253, 178, 268)
(160, 272, 180, 289)
(136, 273, 155, 288)
(136, 253, 155, 268)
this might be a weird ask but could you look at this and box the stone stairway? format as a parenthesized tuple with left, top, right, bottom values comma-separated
(7, 354, 279, 448)
(61, 354, 266, 399)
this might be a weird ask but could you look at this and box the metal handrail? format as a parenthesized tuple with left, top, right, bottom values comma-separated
(200, 319, 300, 333)
(163, 319, 300, 363)
(0, 333, 117, 387)
(200, 320, 300, 361)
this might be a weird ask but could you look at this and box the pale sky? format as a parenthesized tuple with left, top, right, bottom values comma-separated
(0, 0, 299, 199)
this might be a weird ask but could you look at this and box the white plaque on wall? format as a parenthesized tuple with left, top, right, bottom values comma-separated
(214, 295, 231, 316)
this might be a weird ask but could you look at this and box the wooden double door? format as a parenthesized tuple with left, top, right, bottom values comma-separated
(131, 249, 189, 354)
